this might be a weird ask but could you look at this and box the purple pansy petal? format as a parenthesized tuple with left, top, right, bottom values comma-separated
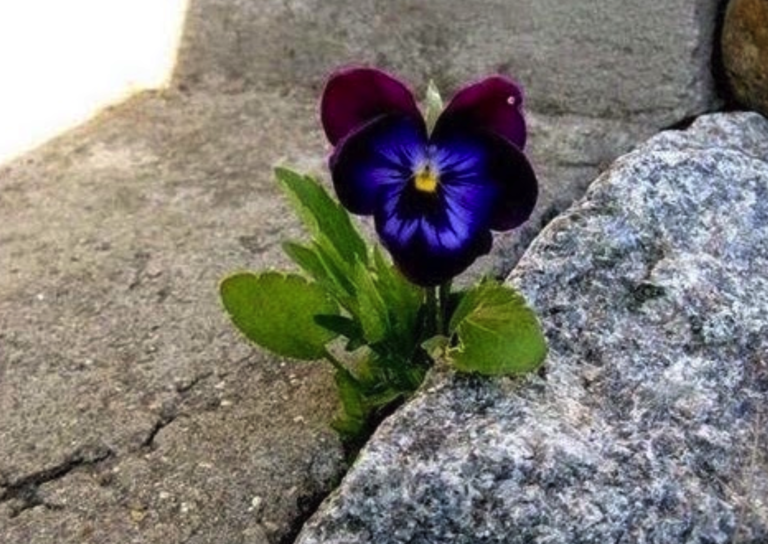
(485, 136, 538, 231)
(329, 114, 427, 215)
(375, 195, 493, 286)
(434, 129, 538, 232)
(321, 67, 422, 146)
(395, 230, 493, 287)
(321, 68, 537, 285)
(373, 136, 502, 286)
(434, 75, 527, 150)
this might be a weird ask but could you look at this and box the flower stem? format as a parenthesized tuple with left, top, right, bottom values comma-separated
(425, 286, 439, 337)
(425, 282, 452, 338)
(437, 280, 452, 335)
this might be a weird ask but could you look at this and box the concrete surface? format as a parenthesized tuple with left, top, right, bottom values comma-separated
(0, 89, 344, 544)
(174, 0, 722, 126)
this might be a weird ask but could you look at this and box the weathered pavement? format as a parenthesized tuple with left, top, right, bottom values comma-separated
(0, 89, 345, 544)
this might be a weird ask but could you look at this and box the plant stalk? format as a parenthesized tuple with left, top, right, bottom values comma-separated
(425, 286, 439, 337)
(438, 281, 451, 335)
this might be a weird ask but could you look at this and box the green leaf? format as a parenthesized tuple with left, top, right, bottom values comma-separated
(275, 167, 367, 265)
(283, 240, 354, 310)
(313, 234, 357, 298)
(282, 241, 328, 283)
(220, 272, 339, 360)
(364, 388, 405, 411)
(371, 245, 423, 343)
(334, 368, 366, 422)
(314, 314, 366, 351)
(421, 334, 449, 359)
(446, 281, 547, 375)
(331, 415, 365, 439)
(352, 260, 390, 344)
(314, 314, 361, 339)
(353, 351, 383, 389)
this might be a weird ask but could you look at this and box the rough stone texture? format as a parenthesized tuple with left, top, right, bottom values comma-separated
(175, 0, 721, 126)
(722, 0, 768, 117)
(296, 112, 768, 543)
(0, 89, 345, 544)
(487, 112, 648, 279)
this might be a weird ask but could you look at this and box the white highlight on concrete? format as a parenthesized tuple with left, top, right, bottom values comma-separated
(0, 0, 189, 164)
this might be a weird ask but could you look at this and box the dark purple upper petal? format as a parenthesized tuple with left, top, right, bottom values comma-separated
(321, 67, 422, 146)
(329, 114, 427, 215)
(433, 128, 537, 232)
(433, 75, 527, 150)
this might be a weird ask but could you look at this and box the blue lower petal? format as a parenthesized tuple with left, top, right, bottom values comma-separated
(376, 202, 493, 286)
(333, 117, 536, 286)
(329, 114, 428, 215)
(374, 136, 500, 285)
(434, 128, 538, 232)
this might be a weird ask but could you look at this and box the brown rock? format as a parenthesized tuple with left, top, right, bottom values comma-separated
(722, 0, 768, 116)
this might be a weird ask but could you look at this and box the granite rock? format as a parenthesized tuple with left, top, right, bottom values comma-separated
(722, 0, 768, 117)
(480, 112, 650, 279)
(296, 112, 768, 543)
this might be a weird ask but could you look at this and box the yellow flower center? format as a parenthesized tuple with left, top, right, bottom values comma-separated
(414, 165, 439, 193)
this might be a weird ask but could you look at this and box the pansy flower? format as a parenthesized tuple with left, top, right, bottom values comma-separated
(321, 67, 538, 286)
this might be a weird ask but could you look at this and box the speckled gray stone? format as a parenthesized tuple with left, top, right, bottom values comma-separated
(296, 112, 768, 544)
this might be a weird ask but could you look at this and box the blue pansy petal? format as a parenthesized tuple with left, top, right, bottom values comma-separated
(441, 183, 493, 241)
(435, 129, 538, 232)
(377, 184, 420, 243)
(373, 137, 500, 286)
(376, 204, 493, 286)
(329, 115, 428, 215)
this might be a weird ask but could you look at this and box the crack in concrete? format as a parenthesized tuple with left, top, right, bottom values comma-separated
(141, 412, 179, 451)
(0, 360, 299, 531)
(0, 445, 113, 518)
(0, 369, 229, 522)
(175, 370, 214, 394)
(140, 370, 219, 451)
